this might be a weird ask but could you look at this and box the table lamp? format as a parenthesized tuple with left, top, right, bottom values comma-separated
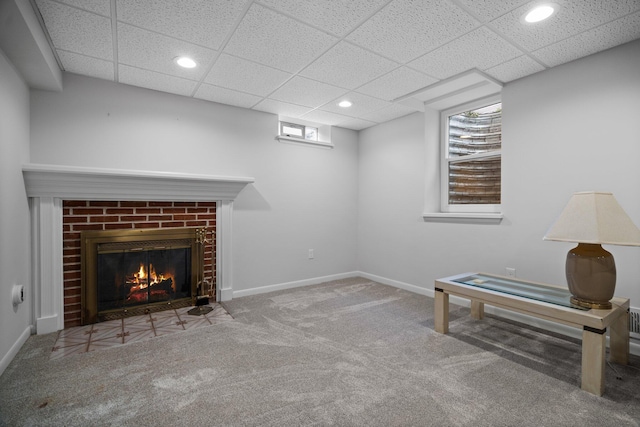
(543, 191, 640, 309)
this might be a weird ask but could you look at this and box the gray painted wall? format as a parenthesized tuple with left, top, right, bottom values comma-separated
(0, 50, 32, 373)
(358, 40, 640, 306)
(29, 74, 360, 294)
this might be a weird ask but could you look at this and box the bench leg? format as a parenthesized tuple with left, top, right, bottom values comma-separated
(582, 326, 606, 396)
(609, 308, 629, 365)
(434, 288, 449, 334)
(471, 301, 484, 320)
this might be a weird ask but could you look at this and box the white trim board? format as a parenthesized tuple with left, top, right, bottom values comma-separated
(0, 327, 31, 377)
(232, 272, 359, 298)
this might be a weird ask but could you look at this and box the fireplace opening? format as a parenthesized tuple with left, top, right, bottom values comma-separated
(82, 228, 210, 324)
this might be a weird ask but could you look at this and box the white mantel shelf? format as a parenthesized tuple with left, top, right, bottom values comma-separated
(23, 163, 254, 201)
(23, 164, 253, 334)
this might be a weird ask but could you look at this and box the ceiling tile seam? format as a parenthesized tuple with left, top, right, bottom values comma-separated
(400, 21, 507, 69)
(447, 0, 520, 24)
(52, 48, 115, 64)
(111, 0, 118, 82)
(115, 63, 201, 85)
(244, 1, 399, 103)
(189, 0, 256, 98)
(213, 1, 410, 113)
(346, 64, 441, 101)
(113, 21, 220, 51)
(198, 82, 285, 103)
(527, 12, 640, 66)
(213, 52, 294, 76)
(46, 0, 110, 18)
(255, 0, 394, 40)
(480, 20, 551, 70)
(267, 39, 407, 104)
(28, 0, 64, 71)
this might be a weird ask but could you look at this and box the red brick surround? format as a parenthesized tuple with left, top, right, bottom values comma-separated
(62, 201, 216, 328)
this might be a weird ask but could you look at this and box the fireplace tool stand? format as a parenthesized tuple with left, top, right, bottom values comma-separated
(188, 228, 214, 316)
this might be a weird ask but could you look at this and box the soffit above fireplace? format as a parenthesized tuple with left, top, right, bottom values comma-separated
(22, 164, 254, 201)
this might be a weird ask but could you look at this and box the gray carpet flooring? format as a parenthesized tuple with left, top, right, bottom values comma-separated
(1, 277, 639, 426)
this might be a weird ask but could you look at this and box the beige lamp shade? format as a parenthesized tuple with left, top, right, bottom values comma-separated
(543, 191, 640, 246)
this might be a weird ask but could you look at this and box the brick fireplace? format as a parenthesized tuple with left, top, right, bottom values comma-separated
(23, 164, 254, 334)
(63, 200, 216, 328)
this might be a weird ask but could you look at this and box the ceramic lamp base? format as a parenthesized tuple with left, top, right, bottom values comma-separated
(566, 243, 616, 310)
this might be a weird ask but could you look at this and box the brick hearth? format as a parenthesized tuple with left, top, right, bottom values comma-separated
(62, 201, 216, 328)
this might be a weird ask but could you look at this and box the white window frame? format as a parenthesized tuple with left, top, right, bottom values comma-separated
(279, 121, 318, 141)
(276, 117, 333, 149)
(440, 94, 502, 214)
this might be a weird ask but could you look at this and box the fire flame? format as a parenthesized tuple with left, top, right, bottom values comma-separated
(127, 263, 176, 297)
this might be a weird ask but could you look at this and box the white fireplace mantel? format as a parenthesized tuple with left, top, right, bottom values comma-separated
(23, 163, 254, 201)
(23, 164, 255, 334)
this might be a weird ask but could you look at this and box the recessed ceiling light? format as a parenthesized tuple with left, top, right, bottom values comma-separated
(338, 100, 352, 108)
(175, 56, 197, 68)
(524, 4, 557, 23)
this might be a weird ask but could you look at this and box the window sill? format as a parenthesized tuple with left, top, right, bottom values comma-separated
(423, 212, 503, 224)
(276, 135, 333, 149)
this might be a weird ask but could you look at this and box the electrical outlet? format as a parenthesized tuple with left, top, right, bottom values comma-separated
(505, 267, 516, 277)
(308, 249, 314, 259)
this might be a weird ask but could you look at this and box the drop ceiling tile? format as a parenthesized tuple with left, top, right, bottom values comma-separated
(408, 27, 523, 79)
(300, 109, 353, 126)
(35, 0, 113, 60)
(532, 12, 640, 67)
(320, 92, 391, 117)
(269, 76, 348, 108)
(490, 0, 640, 52)
(300, 41, 399, 90)
(256, 0, 389, 36)
(360, 103, 419, 123)
(195, 84, 262, 109)
(58, 51, 115, 81)
(455, 0, 529, 23)
(116, 0, 248, 49)
(336, 117, 378, 130)
(252, 99, 313, 118)
(118, 65, 198, 96)
(204, 54, 292, 97)
(356, 67, 438, 101)
(484, 55, 545, 82)
(346, 0, 480, 63)
(55, 0, 111, 16)
(118, 24, 214, 81)
(224, 3, 338, 73)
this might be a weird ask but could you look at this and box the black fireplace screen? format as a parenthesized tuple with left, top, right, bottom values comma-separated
(97, 247, 191, 312)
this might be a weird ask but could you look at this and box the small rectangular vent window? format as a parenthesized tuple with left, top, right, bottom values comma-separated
(280, 121, 318, 141)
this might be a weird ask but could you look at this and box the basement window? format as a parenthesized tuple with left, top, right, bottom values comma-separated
(276, 118, 333, 148)
(280, 121, 318, 141)
(441, 96, 502, 214)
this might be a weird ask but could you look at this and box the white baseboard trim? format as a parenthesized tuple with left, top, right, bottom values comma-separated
(0, 326, 32, 377)
(232, 271, 359, 299)
(233, 271, 359, 298)
(357, 271, 433, 297)
(36, 315, 60, 335)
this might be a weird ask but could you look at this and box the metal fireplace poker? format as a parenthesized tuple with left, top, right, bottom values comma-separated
(188, 227, 215, 316)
